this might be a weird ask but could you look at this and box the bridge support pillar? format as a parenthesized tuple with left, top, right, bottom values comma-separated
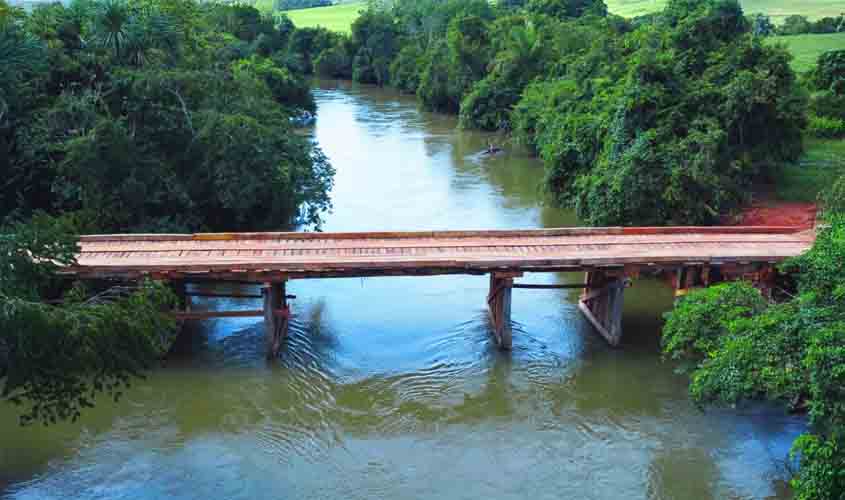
(488, 273, 518, 350)
(263, 281, 290, 359)
(579, 271, 627, 347)
(171, 280, 191, 312)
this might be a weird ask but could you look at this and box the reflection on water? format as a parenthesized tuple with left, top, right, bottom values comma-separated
(1, 80, 803, 500)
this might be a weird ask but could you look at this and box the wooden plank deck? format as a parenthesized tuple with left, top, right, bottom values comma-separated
(65, 226, 816, 281)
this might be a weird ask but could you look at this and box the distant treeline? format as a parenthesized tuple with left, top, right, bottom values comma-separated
(776, 13, 844, 36)
(275, 0, 332, 11)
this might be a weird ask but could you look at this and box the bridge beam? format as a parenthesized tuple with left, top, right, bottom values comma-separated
(578, 271, 627, 347)
(487, 273, 519, 350)
(263, 281, 290, 359)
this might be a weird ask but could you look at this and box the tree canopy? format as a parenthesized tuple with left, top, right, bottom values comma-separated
(662, 192, 845, 498)
(1, 0, 336, 424)
(301, 0, 807, 226)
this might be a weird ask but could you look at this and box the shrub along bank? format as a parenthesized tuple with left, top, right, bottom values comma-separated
(295, 0, 810, 226)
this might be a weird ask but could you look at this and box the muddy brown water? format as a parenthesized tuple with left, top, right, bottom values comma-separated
(0, 80, 803, 500)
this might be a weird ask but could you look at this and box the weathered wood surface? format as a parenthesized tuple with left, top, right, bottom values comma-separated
(579, 272, 627, 347)
(488, 274, 514, 350)
(65, 227, 815, 281)
(263, 282, 289, 359)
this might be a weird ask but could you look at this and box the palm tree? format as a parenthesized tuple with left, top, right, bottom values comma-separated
(96, 0, 130, 59)
(124, 13, 181, 67)
(0, 23, 45, 123)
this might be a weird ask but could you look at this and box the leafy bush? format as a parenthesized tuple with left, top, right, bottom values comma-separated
(459, 76, 520, 131)
(314, 44, 351, 78)
(779, 15, 813, 36)
(234, 55, 315, 111)
(520, 0, 806, 225)
(662, 282, 767, 370)
(807, 114, 845, 138)
(808, 90, 845, 119)
(663, 215, 845, 499)
(1, 215, 179, 425)
(389, 44, 423, 93)
(822, 175, 845, 214)
(812, 50, 845, 94)
(417, 40, 460, 112)
(527, 0, 607, 19)
(349, 9, 398, 85)
(777, 14, 845, 36)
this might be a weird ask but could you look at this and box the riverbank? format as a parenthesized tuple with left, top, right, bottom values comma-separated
(0, 80, 805, 500)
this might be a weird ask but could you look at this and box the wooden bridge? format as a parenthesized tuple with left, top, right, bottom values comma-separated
(66, 226, 815, 357)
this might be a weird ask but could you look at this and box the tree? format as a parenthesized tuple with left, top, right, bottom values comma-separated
(510, 0, 805, 225)
(459, 16, 554, 130)
(2, 0, 339, 425)
(350, 9, 399, 85)
(315, 44, 352, 78)
(749, 13, 774, 37)
(662, 193, 845, 499)
(527, 0, 607, 19)
(1, 215, 179, 425)
(96, 0, 130, 58)
(779, 14, 811, 36)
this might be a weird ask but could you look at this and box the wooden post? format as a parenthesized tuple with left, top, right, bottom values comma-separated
(487, 273, 514, 350)
(263, 281, 290, 359)
(755, 265, 777, 300)
(578, 271, 626, 347)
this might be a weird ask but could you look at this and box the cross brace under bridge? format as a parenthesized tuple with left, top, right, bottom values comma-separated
(62, 226, 815, 357)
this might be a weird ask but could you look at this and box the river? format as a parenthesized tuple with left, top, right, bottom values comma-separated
(0, 81, 805, 499)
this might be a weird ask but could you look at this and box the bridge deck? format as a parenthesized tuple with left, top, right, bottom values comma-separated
(67, 227, 815, 281)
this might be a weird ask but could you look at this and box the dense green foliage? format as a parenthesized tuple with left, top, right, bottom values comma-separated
(2, 0, 333, 232)
(1, 215, 179, 425)
(777, 14, 844, 36)
(294, 0, 809, 226)
(804, 49, 845, 138)
(1, 0, 338, 424)
(277, 0, 331, 11)
(662, 196, 845, 498)
(516, 0, 805, 225)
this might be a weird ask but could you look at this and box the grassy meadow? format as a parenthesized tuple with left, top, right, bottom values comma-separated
(778, 138, 845, 202)
(607, 0, 845, 20)
(278, 0, 845, 32)
(281, 2, 363, 32)
(770, 32, 845, 72)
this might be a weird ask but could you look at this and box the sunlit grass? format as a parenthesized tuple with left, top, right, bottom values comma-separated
(277, 2, 364, 33)
(270, 0, 845, 34)
(605, 0, 845, 20)
(769, 33, 845, 72)
(605, 0, 665, 18)
(777, 138, 845, 202)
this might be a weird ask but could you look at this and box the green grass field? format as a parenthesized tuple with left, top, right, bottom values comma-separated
(777, 138, 845, 202)
(279, 1, 845, 33)
(606, 0, 844, 20)
(770, 32, 845, 72)
(279, 2, 844, 74)
(282, 2, 364, 33)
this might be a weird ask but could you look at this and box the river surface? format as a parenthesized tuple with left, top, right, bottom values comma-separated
(1, 81, 805, 499)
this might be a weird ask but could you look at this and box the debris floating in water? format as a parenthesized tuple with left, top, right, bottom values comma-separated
(290, 110, 316, 127)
